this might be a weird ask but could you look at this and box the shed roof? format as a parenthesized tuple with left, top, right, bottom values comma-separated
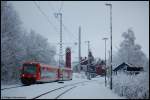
(113, 62, 143, 71)
(113, 62, 129, 71)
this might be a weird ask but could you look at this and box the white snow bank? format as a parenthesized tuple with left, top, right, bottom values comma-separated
(60, 80, 125, 99)
(73, 72, 87, 79)
(113, 72, 149, 99)
(1, 84, 22, 90)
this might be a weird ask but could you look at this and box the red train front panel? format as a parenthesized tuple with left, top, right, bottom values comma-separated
(20, 62, 39, 85)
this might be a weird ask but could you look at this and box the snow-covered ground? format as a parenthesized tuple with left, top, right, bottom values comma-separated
(1, 72, 125, 99)
(60, 80, 124, 99)
(1, 84, 22, 90)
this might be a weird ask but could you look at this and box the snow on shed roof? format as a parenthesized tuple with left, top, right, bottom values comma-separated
(113, 62, 143, 71)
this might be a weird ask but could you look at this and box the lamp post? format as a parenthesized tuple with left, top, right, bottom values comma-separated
(105, 3, 112, 90)
(102, 37, 108, 87)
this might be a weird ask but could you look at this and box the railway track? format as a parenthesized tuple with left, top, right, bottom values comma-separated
(1, 81, 58, 91)
(1, 80, 99, 99)
(1, 83, 44, 91)
(54, 85, 77, 99)
(32, 81, 89, 99)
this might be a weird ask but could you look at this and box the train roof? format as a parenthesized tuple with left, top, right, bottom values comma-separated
(60, 67, 72, 70)
(23, 61, 40, 65)
(40, 63, 59, 69)
(23, 61, 57, 68)
(23, 61, 72, 70)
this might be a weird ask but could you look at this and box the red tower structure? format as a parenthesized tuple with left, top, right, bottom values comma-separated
(65, 47, 71, 68)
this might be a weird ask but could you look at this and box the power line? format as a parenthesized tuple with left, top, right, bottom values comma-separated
(48, 2, 77, 42)
(35, 1, 78, 56)
(59, 1, 63, 13)
(49, 1, 57, 12)
(33, 1, 74, 63)
(33, 1, 58, 33)
(48, 1, 78, 42)
(34, 1, 63, 62)
(62, 23, 78, 41)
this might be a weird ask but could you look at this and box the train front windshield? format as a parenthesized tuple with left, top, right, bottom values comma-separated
(23, 64, 36, 74)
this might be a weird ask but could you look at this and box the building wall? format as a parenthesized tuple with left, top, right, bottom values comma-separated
(96, 65, 105, 75)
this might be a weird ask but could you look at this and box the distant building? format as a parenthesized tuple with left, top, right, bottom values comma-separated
(95, 60, 106, 76)
(80, 56, 97, 78)
(80, 57, 107, 77)
(80, 57, 88, 72)
(113, 62, 144, 75)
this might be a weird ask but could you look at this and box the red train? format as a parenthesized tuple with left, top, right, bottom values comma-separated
(20, 47, 72, 85)
(20, 61, 72, 85)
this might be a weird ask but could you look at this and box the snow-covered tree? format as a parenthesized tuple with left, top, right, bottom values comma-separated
(113, 72, 149, 99)
(1, 1, 23, 83)
(22, 30, 56, 65)
(109, 28, 149, 99)
(1, 1, 57, 84)
(111, 28, 148, 70)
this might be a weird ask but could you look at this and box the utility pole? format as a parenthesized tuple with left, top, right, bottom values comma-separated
(55, 13, 63, 68)
(105, 3, 112, 90)
(85, 41, 91, 80)
(102, 37, 108, 87)
(78, 26, 81, 73)
(108, 50, 110, 83)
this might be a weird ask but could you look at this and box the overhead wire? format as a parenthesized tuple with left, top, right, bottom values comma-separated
(62, 23, 78, 41)
(34, 1, 78, 56)
(58, 1, 78, 42)
(58, 1, 64, 13)
(33, 1, 58, 33)
(48, 1, 57, 12)
(48, 1, 69, 57)
(57, 2, 79, 56)
(48, 1, 78, 42)
(48, 1, 73, 45)
(33, 1, 63, 56)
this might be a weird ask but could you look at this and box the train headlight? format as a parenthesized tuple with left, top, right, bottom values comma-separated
(22, 74, 25, 77)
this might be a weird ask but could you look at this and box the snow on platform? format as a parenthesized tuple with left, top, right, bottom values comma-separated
(1, 84, 22, 90)
(60, 78, 125, 99)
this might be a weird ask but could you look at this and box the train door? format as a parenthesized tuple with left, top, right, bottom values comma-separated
(36, 64, 41, 80)
(59, 68, 63, 81)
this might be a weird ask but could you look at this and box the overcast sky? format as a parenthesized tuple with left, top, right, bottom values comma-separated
(10, 1, 149, 62)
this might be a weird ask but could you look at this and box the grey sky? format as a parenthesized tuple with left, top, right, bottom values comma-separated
(10, 1, 149, 62)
